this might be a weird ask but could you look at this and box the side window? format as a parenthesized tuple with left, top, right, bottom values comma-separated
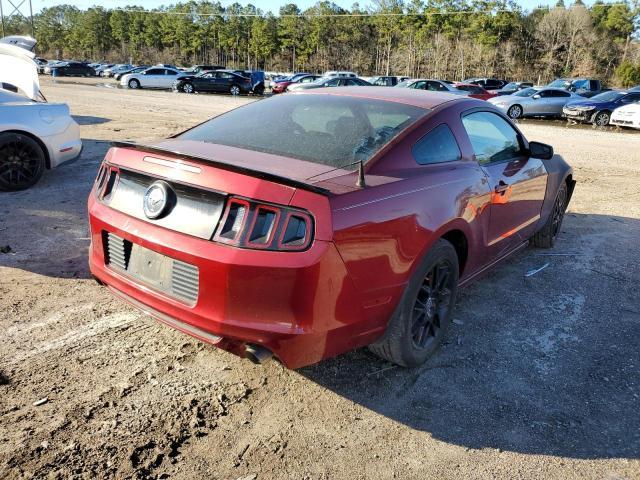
(219, 72, 234, 79)
(165, 69, 178, 76)
(344, 78, 359, 86)
(554, 90, 571, 97)
(538, 90, 552, 98)
(326, 78, 341, 87)
(462, 111, 523, 165)
(146, 69, 163, 75)
(411, 81, 426, 90)
(413, 124, 462, 165)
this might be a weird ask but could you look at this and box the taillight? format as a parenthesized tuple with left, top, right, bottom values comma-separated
(213, 196, 313, 251)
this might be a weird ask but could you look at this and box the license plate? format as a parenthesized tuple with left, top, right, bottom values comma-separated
(127, 244, 174, 293)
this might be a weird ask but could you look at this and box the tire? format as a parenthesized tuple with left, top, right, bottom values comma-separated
(0, 133, 46, 192)
(369, 239, 459, 367)
(593, 110, 610, 127)
(128, 79, 140, 89)
(507, 104, 523, 119)
(531, 182, 568, 248)
(253, 84, 265, 95)
(229, 84, 241, 96)
(182, 82, 195, 94)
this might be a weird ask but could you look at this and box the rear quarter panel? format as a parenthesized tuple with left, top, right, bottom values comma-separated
(329, 100, 492, 331)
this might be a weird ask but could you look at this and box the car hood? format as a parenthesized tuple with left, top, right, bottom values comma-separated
(0, 41, 40, 101)
(565, 99, 609, 108)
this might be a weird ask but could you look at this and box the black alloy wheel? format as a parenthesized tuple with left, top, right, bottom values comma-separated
(549, 183, 568, 242)
(369, 239, 459, 367)
(0, 133, 46, 191)
(411, 260, 455, 349)
(531, 182, 568, 248)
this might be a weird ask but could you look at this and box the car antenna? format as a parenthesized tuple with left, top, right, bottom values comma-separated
(356, 159, 366, 188)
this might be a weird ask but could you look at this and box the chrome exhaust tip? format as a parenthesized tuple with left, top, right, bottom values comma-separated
(244, 344, 273, 364)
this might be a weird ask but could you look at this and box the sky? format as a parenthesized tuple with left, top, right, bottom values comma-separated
(20, 0, 616, 15)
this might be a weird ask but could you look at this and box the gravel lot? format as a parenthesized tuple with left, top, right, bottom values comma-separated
(1, 77, 639, 480)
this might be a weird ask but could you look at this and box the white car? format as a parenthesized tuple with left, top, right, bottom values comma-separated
(324, 70, 358, 78)
(610, 102, 640, 129)
(0, 37, 82, 191)
(120, 67, 182, 89)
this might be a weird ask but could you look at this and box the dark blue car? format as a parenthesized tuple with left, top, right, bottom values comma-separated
(562, 90, 640, 126)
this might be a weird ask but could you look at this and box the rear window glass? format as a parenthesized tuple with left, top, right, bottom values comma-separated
(179, 94, 427, 169)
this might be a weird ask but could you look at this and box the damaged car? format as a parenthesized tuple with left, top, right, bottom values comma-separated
(88, 87, 574, 369)
(0, 36, 82, 191)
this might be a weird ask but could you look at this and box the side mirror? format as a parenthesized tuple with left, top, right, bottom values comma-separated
(532, 93, 541, 99)
(528, 141, 554, 160)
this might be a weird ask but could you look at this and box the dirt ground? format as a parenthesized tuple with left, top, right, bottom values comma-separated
(1, 77, 639, 480)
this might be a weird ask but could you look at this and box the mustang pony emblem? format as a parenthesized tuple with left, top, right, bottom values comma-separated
(143, 181, 171, 219)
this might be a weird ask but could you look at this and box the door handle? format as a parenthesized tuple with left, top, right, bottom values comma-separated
(494, 181, 510, 194)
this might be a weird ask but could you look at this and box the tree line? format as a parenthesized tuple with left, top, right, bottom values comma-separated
(2, 0, 640, 86)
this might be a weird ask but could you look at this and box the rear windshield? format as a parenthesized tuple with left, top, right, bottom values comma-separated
(179, 94, 427, 169)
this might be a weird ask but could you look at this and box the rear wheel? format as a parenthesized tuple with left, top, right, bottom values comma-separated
(593, 110, 610, 126)
(182, 82, 195, 94)
(0, 133, 46, 191)
(128, 79, 140, 89)
(531, 183, 568, 248)
(507, 104, 523, 119)
(230, 84, 241, 96)
(369, 239, 459, 367)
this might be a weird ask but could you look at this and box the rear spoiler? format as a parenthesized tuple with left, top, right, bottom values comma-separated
(110, 141, 330, 195)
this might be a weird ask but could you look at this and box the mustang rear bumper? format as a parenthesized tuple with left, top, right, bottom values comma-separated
(88, 195, 374, 369)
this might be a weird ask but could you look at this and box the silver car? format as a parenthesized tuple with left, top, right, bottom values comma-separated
(488, 87, 582, 119)
(396, 78, 468, 95)
(287, 76, 370, 91)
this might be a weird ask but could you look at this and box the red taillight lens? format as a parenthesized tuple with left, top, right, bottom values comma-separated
(213, 196, 313, 251)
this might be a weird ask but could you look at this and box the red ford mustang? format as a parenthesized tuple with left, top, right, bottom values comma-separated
(88, 87, 575, 369)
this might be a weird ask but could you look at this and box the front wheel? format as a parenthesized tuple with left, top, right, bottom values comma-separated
(128, 79, 140, 89)
(0, 133, 46, 191)
(507, 104, 523, 119)
(531, 183, 568, 248)
(593, 111, 610, 126)
(181, 82, 195, 94)
(229, 84, 241, 96)
(369, 239, 459, 367)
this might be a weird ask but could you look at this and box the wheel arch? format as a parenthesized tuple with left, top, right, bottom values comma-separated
(1, 129, 52, 169)
(440, 229, 468, 276)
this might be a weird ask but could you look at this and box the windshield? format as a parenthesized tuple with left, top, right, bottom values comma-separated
(395, 80, 411, 88)
(502, 82, 518, 90)
(547, 79, 570, 88)
(514, 87, 538, 97)
(590, 91, 624, 102)
(179, 94, 427, 169)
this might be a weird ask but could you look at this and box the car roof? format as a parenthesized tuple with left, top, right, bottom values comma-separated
(291, 86, 470, 109)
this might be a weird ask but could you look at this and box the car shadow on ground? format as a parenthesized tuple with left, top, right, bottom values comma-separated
(299, 213, 640, 460)
(72, 115, 111, 126)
